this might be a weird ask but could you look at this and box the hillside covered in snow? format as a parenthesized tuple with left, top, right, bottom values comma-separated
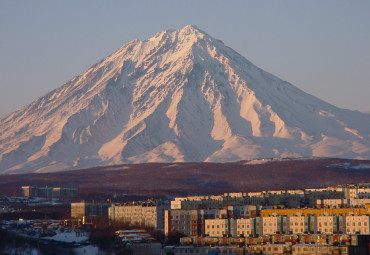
(0, 25, 369, 174)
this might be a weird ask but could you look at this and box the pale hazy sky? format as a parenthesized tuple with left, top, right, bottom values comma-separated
(1, 1, 369, 118)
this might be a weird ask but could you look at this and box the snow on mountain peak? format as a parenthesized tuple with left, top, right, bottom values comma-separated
(0, 25, 369, 174)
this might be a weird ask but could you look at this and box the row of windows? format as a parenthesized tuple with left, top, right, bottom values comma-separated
(206, 225, 227, 229)
(347, 222, 368, 226)
(176, 249, 235, 253)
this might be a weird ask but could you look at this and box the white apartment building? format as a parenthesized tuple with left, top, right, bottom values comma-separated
(317, 198, 370, 208)
(287, 190, 305, 195)
(317, 199, 345, 208)
(316, 216, 337, 234)
(228, 205, 257, 219)
(345, 215, 370, 234)
(171, 196, 224, 210)
(357, 188, 370, 199)
(247, 191, 264, 197)
(205, 219, 234, 237)
(223, 192, 247, 197)
(346, 188, 358, 199)
(236, 218, 255, 237)
(288, 216, 308, 234)
(259, 217, 280, 235)
(350, 198, 370, 207)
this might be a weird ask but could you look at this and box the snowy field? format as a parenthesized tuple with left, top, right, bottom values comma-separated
(41, 229, 89, 243)
(73, 245, 101, 255)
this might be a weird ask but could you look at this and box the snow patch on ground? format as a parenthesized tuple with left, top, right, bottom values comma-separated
(41, 229, 89, 243)
(244, 158, 275, 165)
(163, 164, 180, 168)
(244, 157, 315, 165)
(2, 246, 40, 255)
(73, 245, 101, 255)
(328, 162, 370, 170)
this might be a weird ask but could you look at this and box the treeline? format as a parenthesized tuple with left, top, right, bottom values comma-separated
(0, 204, 70, 221)
(0, 228, 38, 254)
(88, 219, 186, 254)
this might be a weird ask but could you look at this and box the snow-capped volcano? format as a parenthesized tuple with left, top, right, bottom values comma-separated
(0, 25, 369, 174)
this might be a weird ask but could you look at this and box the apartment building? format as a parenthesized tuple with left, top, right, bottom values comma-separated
(288, 216, 309, 234)
(345, 215, 370, 234)
(171, 195, 263, 210)
(71, 202, 111, 218)
(344, 186, 370, 199)
(171, 188, 345, 211)
(22, 186, 37, 197)
(236, 218, 255, 237)
(109, 203, 170, 230)
(257, 217, 286, 235)
(22, 186, 78, 199)
(317, 198, 345, 208)
(171, 196, 224, 210)
(205, 219, 237, 237)
(165, 209, 217, 237)
(261, 208, 368, 217)
(316, 216, 337, 234)
(166, 211, 370, 237)
(317, 198, 370, 208)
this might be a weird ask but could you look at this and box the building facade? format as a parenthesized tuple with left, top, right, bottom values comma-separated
(109, 203, 170, 230)
(345, 215, 370, 234)
(71, 202, 111, 218)
(22, 186, 77, 199)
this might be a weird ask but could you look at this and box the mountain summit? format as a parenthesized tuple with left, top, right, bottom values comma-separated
(0, 25, 369, 174)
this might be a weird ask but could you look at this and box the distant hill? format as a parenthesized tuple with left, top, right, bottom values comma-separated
(1, 158, 369, 197)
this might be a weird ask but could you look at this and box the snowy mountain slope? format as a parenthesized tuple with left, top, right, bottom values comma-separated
(0, 25, 369, 174)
